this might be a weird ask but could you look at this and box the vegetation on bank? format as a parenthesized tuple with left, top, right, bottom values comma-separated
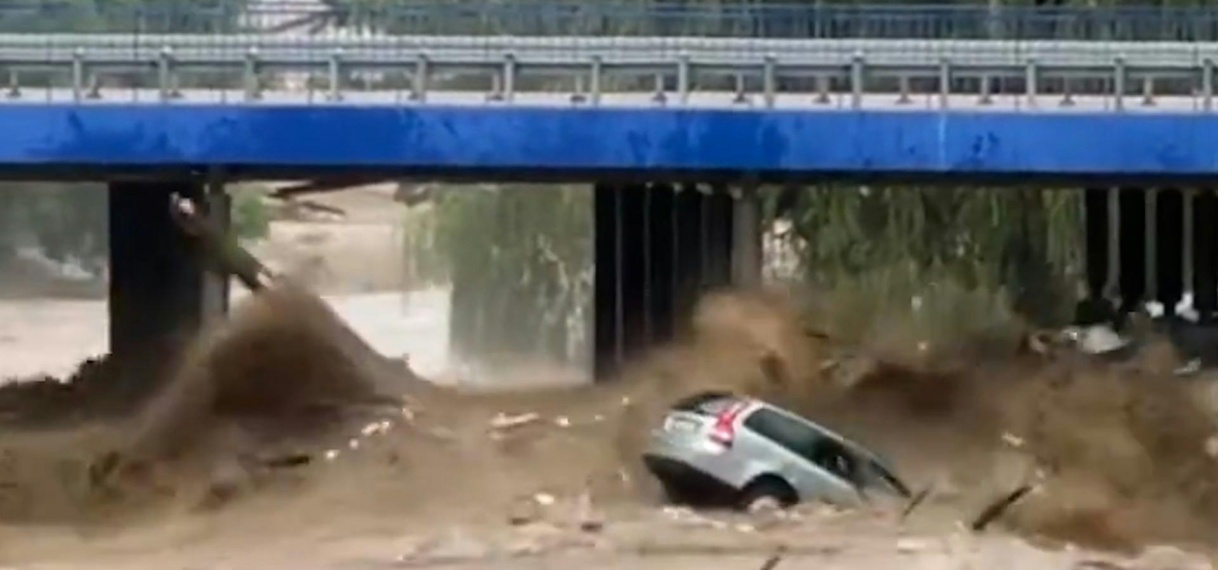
(398, 184, 1083, 369)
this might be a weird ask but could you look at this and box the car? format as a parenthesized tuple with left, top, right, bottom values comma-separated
(642, 391, 912, 512)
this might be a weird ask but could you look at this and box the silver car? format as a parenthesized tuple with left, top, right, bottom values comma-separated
(642, 391, 912, 511)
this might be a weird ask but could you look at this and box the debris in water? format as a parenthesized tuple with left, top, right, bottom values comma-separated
(895, 538, 927, 554)
(575, 490, 603, 533)
(1206, 436, 1218, 459)
(1002, 432, 1026, 448)
(491, 412, 541, 430)
(971, 485, 1034, 532)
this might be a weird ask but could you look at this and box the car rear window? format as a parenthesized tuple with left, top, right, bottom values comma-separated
(670, 391, 740, 416)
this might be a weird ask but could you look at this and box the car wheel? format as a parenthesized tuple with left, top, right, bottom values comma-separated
(660, 481, 695, 505)
(738, 477, 796, 513)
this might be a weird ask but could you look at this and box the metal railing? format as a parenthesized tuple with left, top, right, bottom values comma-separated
(0, 35, 1214, 112)
(2, 2, 1218, 41)
(1, 35, 1213, 69)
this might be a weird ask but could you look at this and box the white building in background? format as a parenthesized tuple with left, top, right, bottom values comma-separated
(240, 0, 392, 91)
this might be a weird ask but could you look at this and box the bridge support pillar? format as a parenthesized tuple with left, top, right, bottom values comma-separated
(108, 181, 229, 397)
(1117, 187, 1148, 315)
(1078, 187, 1115, 325)
(1194, 191, 1218, 322)
(593, 182, 757, 380)
(731, 185, 762, 289)
(1154, 188, 1185, 316)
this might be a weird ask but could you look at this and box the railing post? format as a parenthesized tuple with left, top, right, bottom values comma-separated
(979, 73, 993, 105)
(487, 72, 503, 102)
(327, 48, 343, 102)
(71, 48, 85, 102)
(1024, 57, 1038, 107)
(6, 70, 19, 100)
(814, 74, 830, 104)
(677, 52, 691, 105)
(502, 52, 517, 103)
(897, 75, 911, 104)
(589, 55, 602, 106)
(1142, 75, 1155, 107)
(1113, 55, 1126, 111)
(243, 47, 261, 102)
(86, 74, 101, 99)
(762, 54, 777, 109)
(571, 74, 586, 104)
(411, 52, 429, 102)
(157, 46, 175, 102)
(1204, 58, 1214, 112)
(850, 50, 865, 109)
(652, 72, 666, 105)
(938, 57, 951, 109)
(733, 73, 749, 105)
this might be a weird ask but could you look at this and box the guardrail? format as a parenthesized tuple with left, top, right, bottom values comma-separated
(0, 35, 1213, 111)
(4, 1, 1218, 41)
(2, 35, 1215, 68)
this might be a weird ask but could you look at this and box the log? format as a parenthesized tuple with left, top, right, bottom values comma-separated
(169, 193, 276, 292)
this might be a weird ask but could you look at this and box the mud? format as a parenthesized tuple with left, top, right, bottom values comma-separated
(0, 285, 1213, 566)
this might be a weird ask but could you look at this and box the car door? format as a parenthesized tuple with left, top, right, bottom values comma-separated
(742, 408, 863, 506)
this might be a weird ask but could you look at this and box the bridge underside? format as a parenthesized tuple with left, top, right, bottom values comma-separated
(102, 179, 1218, 390)
(103, 180, 761, 389)
(1080, 187, 1218, 325)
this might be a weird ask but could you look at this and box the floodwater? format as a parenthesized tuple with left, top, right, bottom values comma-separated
(0, 287, 455, 382)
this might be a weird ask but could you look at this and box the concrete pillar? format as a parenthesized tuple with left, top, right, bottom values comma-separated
(672, 184, 705, 338)
(730, 185, 762, 288)
(1154, 188, 1184, 314)
(593, 181, 735, 380)
(1106, 187, 1121, 300)
(702, 186, 734, 289)
(1184, 190, 1195, 299)
(108, 180, 227, 396)
(618, 184, 648, 362)
(1078, 188, 1114, 325)
(646, 184, 676, 346)
(1144, 189, 1158, 302)
(593, 183, 623, 381)
(1194, 191, 1218, 321)
(1117, 187, 1147, 315)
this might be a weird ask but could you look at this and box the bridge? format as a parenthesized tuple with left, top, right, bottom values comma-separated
(4, 28, 1217, 382)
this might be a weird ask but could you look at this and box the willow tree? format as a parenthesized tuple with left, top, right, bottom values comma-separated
(404, 185, 593, 371)
(770, 185, 1083, 344)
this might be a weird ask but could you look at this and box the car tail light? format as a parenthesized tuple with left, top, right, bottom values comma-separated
(707, 402, 746, 448)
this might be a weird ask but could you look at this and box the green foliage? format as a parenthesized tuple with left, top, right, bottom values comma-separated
(231, 191, 270, 241)
(402, 185, 592, 367)
(0, 183, 108, 273)
(772, 185, 1083, 346)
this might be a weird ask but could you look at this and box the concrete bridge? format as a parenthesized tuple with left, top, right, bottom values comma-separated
(4, 34, 1218, 382)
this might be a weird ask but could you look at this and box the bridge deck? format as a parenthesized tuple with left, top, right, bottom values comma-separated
(0, 89, 1211, 182)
